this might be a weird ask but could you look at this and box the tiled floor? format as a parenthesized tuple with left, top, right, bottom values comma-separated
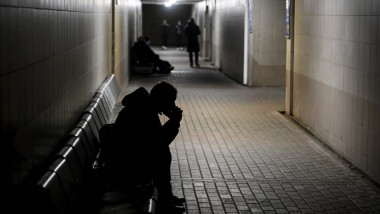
(110, 47, 380, 214)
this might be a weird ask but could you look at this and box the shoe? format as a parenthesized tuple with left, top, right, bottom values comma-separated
(159, 203, 185, 214)
(162, 46, 167, 50)
(195, 63, 200, 67)
(164, 206, 185, 214)
(171, 196, 185, 206)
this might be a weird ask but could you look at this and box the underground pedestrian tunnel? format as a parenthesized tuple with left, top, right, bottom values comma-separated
(1, 1, 380, 213)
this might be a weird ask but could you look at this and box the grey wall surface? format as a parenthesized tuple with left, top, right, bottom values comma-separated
(292, 0, 380, 183)
(196, 0, 286, 86)
(211, 0, 246, 83)
(249, 0, 286, 86)
(0, 0, 136, 184)
(114, 1, 141, 93)
(193, 2, 206, 57)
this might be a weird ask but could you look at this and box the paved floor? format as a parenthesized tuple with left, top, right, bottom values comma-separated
(110, 47, 380, 214)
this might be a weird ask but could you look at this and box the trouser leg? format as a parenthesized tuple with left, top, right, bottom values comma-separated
(195, 52, 199, 65)
(154, 156, 173, 201)
(189, 52, 193, 66)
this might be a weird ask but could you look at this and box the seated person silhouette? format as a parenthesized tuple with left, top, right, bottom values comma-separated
(102, 82, 185, 214)
(132, 36, 174, 74)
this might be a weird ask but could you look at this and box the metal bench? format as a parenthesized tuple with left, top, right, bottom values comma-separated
(35, 74, 157, 214)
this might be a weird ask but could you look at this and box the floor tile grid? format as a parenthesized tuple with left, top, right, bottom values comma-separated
(111, 48, 380, 214)
(174, 113, 378, 212)
(171, 86, 272, 213)
(167, 81, 245, 212)
(168, 77, 380, 213)
(172, 89, 290, 213)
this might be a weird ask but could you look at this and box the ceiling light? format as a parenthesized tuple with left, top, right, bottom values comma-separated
(164, 0, 176, 7)
(165, 1, 173, 7)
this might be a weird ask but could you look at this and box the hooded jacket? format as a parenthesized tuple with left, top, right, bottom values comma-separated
(105, 87, 180, 187)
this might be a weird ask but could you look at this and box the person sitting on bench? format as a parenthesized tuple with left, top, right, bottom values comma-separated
(132, 36, 174, 74)
(104, 82, 186, 213)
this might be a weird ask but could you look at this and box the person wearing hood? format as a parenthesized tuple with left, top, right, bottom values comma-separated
(105, 81, 186, 213)
(184, 18, 201, 67)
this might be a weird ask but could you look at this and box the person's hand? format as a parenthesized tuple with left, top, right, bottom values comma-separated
(164, 106, 183, 121)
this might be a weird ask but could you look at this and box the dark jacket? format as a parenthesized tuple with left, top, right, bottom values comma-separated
(131, 41, 158, 64)
(184, 19, 201, 52)
(106, 87, 180, 187)
(160, 23, 170, 39)
(175, 24, 184, 35)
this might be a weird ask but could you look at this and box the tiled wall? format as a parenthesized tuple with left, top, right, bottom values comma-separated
(293, 0, 380, 183)
(0, 1, 113, 183)
(194, 1, 216, 64)
(249, 0, 286, 86)
(114, 0, 141, 94)
(194, 1, 207, 58)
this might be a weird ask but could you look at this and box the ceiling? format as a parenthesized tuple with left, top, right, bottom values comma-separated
(140, 0, 204, 4)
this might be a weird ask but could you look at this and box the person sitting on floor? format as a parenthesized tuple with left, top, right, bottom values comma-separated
(132, 36, 174, 74)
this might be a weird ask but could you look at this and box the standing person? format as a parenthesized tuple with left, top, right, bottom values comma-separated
(184, 18, 201, 67)
(175, 20, 184, 50)
(160, 19, 170, 50)
(106, 81, 186, 214)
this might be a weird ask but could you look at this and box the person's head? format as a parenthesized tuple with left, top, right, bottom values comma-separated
(178, 20, 182, 25)
(188, 18, 195, 24)
(137, 36, 146, 43)
(150, 81, 178, 114)
(163, 19, 167, 24)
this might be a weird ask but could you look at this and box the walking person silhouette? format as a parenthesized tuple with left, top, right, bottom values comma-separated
(184, 18, 201, 67)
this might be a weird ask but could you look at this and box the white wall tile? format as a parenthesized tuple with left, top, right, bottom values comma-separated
(377, 46, 380, 74)
(368, 72, 376, 102)
(293, 0, 380, 182)
(375, 75, 380, 105)
(0, 7, 10, 74)
(353, 42, 360, 70)
(370, 45, 377, 73)
(371, 0, 378, 15)
(365, 44, 371, 71)
(366, 0, 372, 15)
(0, 0, 12, 6)
(358, 70, 364, 98)
(359, 43, 365, 70)
(0, 1, 117, 182)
